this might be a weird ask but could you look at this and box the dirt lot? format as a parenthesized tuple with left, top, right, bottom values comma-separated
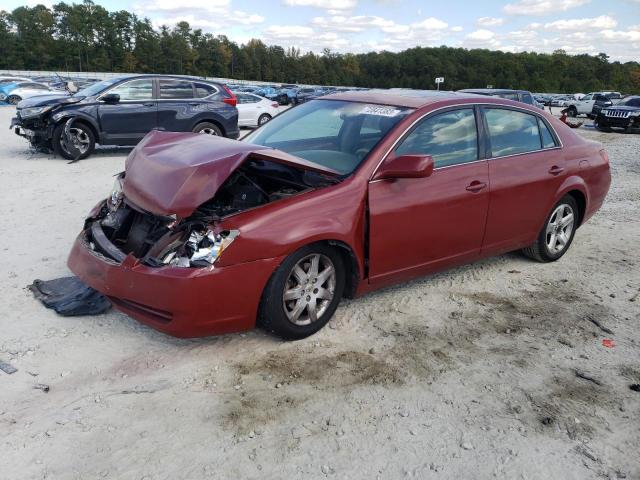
(0, 106, 638, 480)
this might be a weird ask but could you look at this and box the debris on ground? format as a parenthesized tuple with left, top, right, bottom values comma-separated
(630, 384, 640, 393)
(28, 276, 111, 316)
(586, 315, 614, 335)
(33, 384, 50, 393)
(602, 339, 615, 348)
(0, 360, 18, 374)
(575, 369, 603, 386)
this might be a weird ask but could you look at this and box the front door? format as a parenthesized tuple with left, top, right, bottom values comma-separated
(97, 78, 157, 145)
(368, 107, 490, 285)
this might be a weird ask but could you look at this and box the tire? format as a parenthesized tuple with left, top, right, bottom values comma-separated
(258, 244, 346, 340)
(567, 107, 577, 117)
(192, 122, 222, 136)
(52, 121, 95, 160)
(522, 195, 579, 263)
(594, 118, 612, 132)
(7, 95, 21, 105)
(257, 113, 271, 126)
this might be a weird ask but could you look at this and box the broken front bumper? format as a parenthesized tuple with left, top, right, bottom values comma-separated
(67, 231, 284, 338)
(10, 117, 49, 145)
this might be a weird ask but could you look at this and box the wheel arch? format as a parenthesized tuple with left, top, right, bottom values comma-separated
(554, 176, 589, 226)
(192, 118, 226, 136)
(51, 113, 100, 142)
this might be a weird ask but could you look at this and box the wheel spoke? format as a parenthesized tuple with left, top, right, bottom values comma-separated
(316, 265, 334, 285)
(283, 287, 303, 301)
(547, 232, 557, 250)
(293, 265, 307, 284)
(289, 298, 306, 321)
(307, 298, 318, 322)
(560, 213, 574, 228)
(316, 287, 333, 300)
(308, 255, 320, 277)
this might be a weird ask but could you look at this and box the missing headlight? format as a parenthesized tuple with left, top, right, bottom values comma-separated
(162, 229, 239, 268)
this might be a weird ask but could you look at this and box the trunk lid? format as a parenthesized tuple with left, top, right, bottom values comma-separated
(123, 130, 339, 217)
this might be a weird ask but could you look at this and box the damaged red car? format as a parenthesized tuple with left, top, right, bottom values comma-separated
(68, 90, 611, 339)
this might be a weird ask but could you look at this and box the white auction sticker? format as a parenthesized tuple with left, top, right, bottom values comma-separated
(361, 105, 402, 117)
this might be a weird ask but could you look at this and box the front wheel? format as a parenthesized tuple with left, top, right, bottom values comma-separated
(192, 122, 222, 136)
(594, 118, 611, 132)
(7, 95, 21, 105)
(258, 245, 345, 340)
(52, 122, 95, 160)
(257, 113, 271, 126)
(522, 195, 579, 262)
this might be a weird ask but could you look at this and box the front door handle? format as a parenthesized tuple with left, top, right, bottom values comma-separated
(466, 181, 487, 193)
(142, 102, 155, 107)
(548, 165, 565, 175)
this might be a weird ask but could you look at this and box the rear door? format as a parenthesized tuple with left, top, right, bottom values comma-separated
(480, 107, 566, 255)
(368, 107, 490, 284)
(97, 78, 157, 145)
(156, 79, 198, 132)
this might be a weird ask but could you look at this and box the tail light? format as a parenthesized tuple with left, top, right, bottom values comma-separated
(271, 102, 279, 108)
(222, 85, 237, 107)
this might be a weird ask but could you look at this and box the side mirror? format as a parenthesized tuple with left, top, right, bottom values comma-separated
(101, 93, 120, 104)
(373, 154, 434, 180)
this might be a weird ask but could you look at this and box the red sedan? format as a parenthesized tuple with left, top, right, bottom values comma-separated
(68, 90, 611, 339)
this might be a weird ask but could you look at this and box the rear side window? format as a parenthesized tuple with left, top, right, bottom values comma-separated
(521, 93, 533, 104)
(195, 82, 216, 98)
(159, 80, 194, 99)
(108, 79, 153, 100)
(538, 118, 557, 149)
(498, 93, 519, 101)
(484, 108, 541, 157)
(396, 108, 478, 168)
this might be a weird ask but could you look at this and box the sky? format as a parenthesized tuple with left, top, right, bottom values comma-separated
(10, 0, 640, 61)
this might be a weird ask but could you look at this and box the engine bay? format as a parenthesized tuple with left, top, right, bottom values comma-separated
(86, 159, 337, 267)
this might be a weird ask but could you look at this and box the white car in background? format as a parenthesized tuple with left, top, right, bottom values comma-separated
(0, 81, 65, 104)
(234, 92, 281, 127)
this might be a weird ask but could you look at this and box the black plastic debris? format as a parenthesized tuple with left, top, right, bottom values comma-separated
(630, 384, 640, 393)
(0, 360, 17, 375)
(28, 276, 111, 316)
(34, 383, 50, 393)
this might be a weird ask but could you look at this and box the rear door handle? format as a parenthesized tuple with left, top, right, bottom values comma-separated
(142, 102, 155, 107)
(466, 181, 487, 193)
(548, 165, 565, 175)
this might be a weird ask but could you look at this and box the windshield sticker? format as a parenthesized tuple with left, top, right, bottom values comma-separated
(361, 105, 403, 117)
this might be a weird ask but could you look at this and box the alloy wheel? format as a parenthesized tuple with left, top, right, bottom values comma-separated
(545, 204, 575, 254)
(60, 127, 91, 155)
(282, 253, 336, 326)
(198, 127, 219, 135)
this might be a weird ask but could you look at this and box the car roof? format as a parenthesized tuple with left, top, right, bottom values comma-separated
(109, 74, 221, 84)
(458, 88, 530, 95)
(321, 89, 468, 108)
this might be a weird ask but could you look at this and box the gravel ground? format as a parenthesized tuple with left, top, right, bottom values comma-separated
(0, 106, 638, 480)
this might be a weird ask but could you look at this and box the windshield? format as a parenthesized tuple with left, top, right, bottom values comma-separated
(243, 99, 412, 175)
(619, 97, 640, 107)
(72, 77, 120, 97)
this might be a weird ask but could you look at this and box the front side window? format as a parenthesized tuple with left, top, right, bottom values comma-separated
(395, 109, 478, 168)
(499, 93, 519, 101)
(582, 94, 593, 101)
(521, 93, 533, 104)
(244, 100, 411, 175)
(108, 79, 153, 101)
(159, 80, 194, 99)
(484, 108, 542, 157)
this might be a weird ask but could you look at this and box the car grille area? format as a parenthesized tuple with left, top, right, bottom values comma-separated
(604, 110, 631, 118)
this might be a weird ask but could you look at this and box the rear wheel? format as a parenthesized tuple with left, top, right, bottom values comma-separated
(7, 95, 21, 105)
(567, 106, 578, 117)
(258, 244, 345, 340)
(192, 122, 222, 136)
(522, 195, 578, 262)
(257, 113, 271, 126)
(52, 122, 95, 160)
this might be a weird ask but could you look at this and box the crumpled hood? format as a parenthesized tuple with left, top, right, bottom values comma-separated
(123, 130, 339, 217)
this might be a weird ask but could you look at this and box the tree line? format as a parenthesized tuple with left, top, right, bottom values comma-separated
(1, 1, 639, 93)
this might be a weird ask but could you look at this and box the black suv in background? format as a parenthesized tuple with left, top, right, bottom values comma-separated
(10, 74, 239, 160)
(594, 96, 640, 133)
(458, 88, 543, 109)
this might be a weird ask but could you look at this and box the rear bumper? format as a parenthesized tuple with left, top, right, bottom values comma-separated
(67, 232, 283, 338)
